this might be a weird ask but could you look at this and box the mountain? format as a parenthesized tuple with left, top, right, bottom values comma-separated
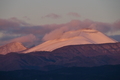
(24, 28, 117, 53)
(0, 42, 120, 71)
(0, 29, 119, 79)
(0, 42, 26, 55)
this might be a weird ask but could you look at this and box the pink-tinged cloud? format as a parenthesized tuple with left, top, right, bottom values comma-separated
(1, 34, 39, 48)
(0, 18, 31, 30)
(0, 17, 111, 37)
(12, 26, 51, 35)
(42, 13, 61, 19)
(0, 19, 19, 29)
(43, 27, 69, 41)
(1, 17, 120, 44)
(0, 18, 54, 37)
(9, 34, 38, 43)
(67, 12, 80, 17)
(9, 17, 30, 26)
(113, 20, 120, 29)
(42, 19, 112, 41)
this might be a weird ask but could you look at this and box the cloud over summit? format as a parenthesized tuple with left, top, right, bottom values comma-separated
(0, 17, 120, 46)
(42, 19, 113, 41)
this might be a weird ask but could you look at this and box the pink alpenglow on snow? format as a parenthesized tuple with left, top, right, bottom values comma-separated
(0, 42, 26, 55)
(23, 28, 117, 53)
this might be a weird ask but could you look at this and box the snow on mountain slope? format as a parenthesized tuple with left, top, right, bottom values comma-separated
(24, 28, 117, 53)
(0, 42, 27, 55)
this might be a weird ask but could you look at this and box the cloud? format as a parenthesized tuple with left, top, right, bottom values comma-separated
(1, 17, 111, 38)
(42, 19, 112, 41)
(0, 18, 54, 35)
(1, 34, 39, 48)
(43, 27, 69, 41)
(11, 26, 50, 35)
(0, 18, 19, 30)
(0, 18, 51, 46)
(9, 17, 31, 26)
(105, 20, 120, 36)
(0, 17, 31, 31)
(8, 34, 38, 43)
(113, 20, 120, 29)
(0, 32, 4, 39)
(0, 17, 120, 46)
(67, 12, 80, 17)
(41, 13, 61, 19)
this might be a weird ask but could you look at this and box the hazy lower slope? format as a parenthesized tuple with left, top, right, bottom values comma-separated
(0, 42, 26, 55)
(24, 29, 117, 53)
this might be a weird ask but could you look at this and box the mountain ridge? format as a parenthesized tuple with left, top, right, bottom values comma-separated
(0, 42, 120, 71)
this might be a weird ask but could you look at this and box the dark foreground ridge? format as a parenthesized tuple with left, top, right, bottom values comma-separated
(0, 64, 120, 80)
(0, 42, 120, 71)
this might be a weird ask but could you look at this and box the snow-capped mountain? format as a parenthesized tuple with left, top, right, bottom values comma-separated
(0, 42, 27, 55)
(0, 42, 120, 71)
(24, 28, 117, 53)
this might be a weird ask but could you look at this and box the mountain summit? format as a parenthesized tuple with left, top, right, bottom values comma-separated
(0, 42, 27, 55)
(24, 28, 117, 53)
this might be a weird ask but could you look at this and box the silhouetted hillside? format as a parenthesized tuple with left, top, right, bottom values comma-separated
(0, 64, 120, 80)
